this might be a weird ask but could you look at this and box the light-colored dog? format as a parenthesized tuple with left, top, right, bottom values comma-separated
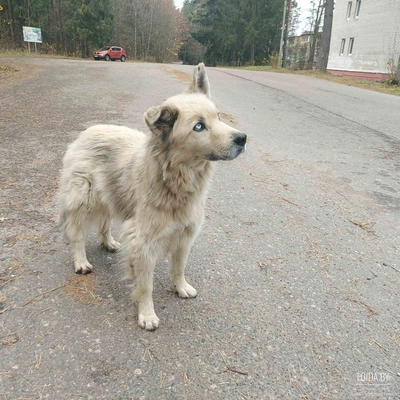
(58, 63, 246, 330)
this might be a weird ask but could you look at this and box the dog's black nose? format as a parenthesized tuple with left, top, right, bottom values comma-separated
(234, 133, 247, 147)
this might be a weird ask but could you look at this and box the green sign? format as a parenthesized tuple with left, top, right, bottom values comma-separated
(23, 26, 42, 43)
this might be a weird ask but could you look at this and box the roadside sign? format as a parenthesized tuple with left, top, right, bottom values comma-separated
(23, 26, 42, 43)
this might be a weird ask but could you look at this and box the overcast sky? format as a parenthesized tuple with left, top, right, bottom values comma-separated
(174, 0, 313, 35)
(174, 0, 184, 8)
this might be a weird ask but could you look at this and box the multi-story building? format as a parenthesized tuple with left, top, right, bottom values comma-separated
(327, 0, 400, 80)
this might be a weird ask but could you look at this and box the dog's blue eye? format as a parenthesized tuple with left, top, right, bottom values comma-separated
(193, 122, 206, 132)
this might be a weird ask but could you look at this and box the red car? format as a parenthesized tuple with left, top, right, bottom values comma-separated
(93, 46, 126, 62)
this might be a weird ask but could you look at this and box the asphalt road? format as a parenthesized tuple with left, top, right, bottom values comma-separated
(0, 58, 399, 400)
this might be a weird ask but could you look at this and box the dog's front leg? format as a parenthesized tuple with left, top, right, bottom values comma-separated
(131, 246, 161, 330)
(169, 228, 198, 298)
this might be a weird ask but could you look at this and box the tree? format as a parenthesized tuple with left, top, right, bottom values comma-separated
(317, 0, 334, 71)
(183, 0, 284, 66)
(282, 0, 298, 67)
(306, 0, 324, 69)
(288, 0, 300, 37)
(0, 0, 185, 62)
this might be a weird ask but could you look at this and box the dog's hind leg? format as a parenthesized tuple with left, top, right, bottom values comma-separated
(59, 175, 94, 274)
(169, 228, 198, 298)
(97, 213, 120, 252)
(62, 210, 93, 274)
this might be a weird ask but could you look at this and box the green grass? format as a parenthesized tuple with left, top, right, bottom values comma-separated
(232, 65, 400, 96)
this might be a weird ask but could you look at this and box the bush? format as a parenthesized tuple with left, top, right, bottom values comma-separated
(384, 77, 399, 86)
(267, 52, 281, 69)
(386, 57, 399, 85)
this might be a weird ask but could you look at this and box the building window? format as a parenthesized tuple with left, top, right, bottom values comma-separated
(355, 0, 361, 17)
(340, 39, 346, 55)
(348, 37, 354, 55)
(347, 1, 352, 19)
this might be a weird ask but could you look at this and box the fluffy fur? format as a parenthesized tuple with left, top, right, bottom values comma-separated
(58, 63, 246, 330)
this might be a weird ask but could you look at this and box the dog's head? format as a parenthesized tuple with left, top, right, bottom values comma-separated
(144, 63, 246, 162)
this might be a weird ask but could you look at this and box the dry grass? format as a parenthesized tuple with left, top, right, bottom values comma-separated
(0, 64, 22, 83)
(219, 112, 237, 126)
(0, 65, 17, 73)
(0, 49, 81, 59)
(5, 232, 47, 247)
(22, 284, 65, 306)
(159, 65, 191, 84)
(345, 296, 377, 317)
(304, 235, 332, 274)
(1, 333, 19, 347)
(0, 62, 33, 87)
(63, 274, 102, 305)
(218, 349, 248, 376)
(0, 258, 25, 289)
(349, 220, 376, 234)
(233, 66, 400, 96)
(391, 330, 400, 348)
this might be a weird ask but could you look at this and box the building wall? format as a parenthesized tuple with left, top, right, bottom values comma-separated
(327, 0, 400, 75)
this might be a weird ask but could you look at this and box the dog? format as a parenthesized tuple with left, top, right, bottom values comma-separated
(58, 63, 247, 330)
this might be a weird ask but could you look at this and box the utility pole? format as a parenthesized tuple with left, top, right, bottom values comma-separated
(279, 0, 288, 67)
(282, 0, 292, 68)
(317, 0, 334, 71)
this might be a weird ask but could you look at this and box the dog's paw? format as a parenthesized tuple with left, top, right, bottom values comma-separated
(75, 261, 93, 274)
(175, 281, 197, 298)
(102, 239, 121, 252)
(138, 312, 160, 331)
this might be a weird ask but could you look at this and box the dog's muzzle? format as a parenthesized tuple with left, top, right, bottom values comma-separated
(206, 132, 247, 161)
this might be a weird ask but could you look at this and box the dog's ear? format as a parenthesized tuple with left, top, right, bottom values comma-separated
(144, 105, 179, 143)
(187, 63, 211, 98)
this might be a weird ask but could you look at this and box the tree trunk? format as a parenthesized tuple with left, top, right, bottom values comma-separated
(250, 1, 256, 64)
(317, 0, 334, 71)
(7, 0, 14, 45)
(145, 6, 153, 59)
(397, 56, 400, 81)
(307, 0, 323, 69)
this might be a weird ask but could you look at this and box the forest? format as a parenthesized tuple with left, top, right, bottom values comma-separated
(0, 0, 294, 65)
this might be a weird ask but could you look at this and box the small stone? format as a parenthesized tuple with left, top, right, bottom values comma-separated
(134, 369, 142, 375)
